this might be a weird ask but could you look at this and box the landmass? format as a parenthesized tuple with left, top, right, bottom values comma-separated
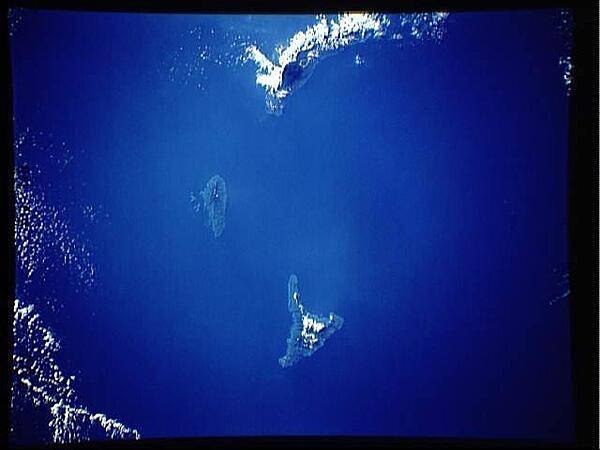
(279, 274, 344, 368)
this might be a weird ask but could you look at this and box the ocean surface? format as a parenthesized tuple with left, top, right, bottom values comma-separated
(10, 9, 574, 444)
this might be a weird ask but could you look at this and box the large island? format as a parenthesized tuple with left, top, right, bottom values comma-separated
(279, 274, 344, 368)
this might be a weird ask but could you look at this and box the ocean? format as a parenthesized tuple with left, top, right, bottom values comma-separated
(10, 9, 574, 444)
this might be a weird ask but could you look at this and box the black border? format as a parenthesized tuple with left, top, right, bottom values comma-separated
(567, 3, 599, 449)
(2, 1, 598, 449)
(0, 0, 589, 13)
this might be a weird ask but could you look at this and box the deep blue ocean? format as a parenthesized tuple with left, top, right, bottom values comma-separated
(10, 9, 573, 443)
